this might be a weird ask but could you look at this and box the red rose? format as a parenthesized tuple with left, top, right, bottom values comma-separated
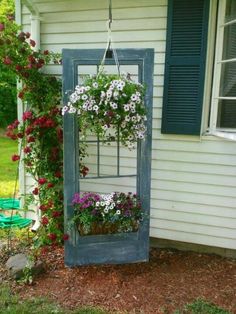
(17, 133, 24, 139)
(47, 182, 54, 188)
(15, 65, 22, 72)
(27, 136, 35, 143)
(23, 111, 33, 121)
(41, 216, 49, 225)
(43, 50, 49, 55)
(12, 154, 20, 162)
(44, 119, 55, 128)
(48, 233, 57, 241)
(81, 166, 89, 177)
(25, 32, 31, 38)
(52, 211, 61, 218)
(0, 23, 5, 31)
(24, 146, 31, 154)
(13, 120, 20, 128)
(32, 187, 39, 195)
(56, 128, 63, 142)
(3, 56, 12, 65)
(30, 39, 36, 47)
(25, 126, 34, 135)
(21, 71, 29, 78)
(63, 234, 69, 241)
(18, 32, 25, 41)
(18, 91, 24, 99)
(55, 171, 62, 178)
(11, 134, 17, 140)
(39, 204, 48, 211)
(38, 178, 47, 185)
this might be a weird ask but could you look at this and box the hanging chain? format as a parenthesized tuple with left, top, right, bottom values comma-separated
(108, 0, 112, 30)
(98, 0, 120, 76)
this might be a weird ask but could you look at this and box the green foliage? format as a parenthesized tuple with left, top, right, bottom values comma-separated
(0, 0, 16, 127)
(175, 299, 231, 314)
(0, 0, 14, 16)
(0, 64, 17, 128)
(0, 132, 18, 197)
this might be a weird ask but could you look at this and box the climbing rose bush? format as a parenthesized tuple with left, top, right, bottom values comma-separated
(62, 72, 147, 149)
(0, 13, 68, 246)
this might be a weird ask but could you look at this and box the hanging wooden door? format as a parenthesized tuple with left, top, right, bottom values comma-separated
(63, 49, 154, 266)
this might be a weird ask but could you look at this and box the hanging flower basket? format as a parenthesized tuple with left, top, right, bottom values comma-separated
(71, 192, 143, 236)
(62, 72, 147, 149)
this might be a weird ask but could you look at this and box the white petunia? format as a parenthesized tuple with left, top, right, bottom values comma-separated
(124, 104, 130, 112)
(85, 86, 91, 91)
(131, 94, 137, 101)
(68, 106, 76, 114)
(116, 210, 121, 215)
(128, 142, 135, 149)
(125, 115, 130, 122)
(130, 103, 135, 110)
(81, 94, 88, 100)
(117, 84, 123, 91)
(104, 207, 109, 213)
(62, 106, 68, 115)
(82, 103, 88, 110)
(106, 90, 112, 98)
(103, 125, 108, 130)
(101, 91, 106, 98)
(93, 105, 99, 111)
(110, 102, 118, 109)
(113, 80, 118, 86)
(92, 82, 98, 88)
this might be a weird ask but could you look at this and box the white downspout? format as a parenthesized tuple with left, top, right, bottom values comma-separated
(15, 0, 41, 228)
(15, 0, 26, 209)
(30, 15, 41, 50)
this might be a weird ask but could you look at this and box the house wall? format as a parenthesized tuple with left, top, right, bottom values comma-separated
(20, 0, 236, 250)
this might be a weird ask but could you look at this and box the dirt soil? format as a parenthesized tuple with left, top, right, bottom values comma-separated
(11, 246, 235, 314)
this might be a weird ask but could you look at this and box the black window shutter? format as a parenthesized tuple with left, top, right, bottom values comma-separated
(161, 0, 210, 135)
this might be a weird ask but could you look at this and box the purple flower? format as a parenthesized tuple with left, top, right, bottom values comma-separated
(72, 193, 81, 204)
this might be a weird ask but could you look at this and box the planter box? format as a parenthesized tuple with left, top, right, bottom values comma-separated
(77, 221, 139, 236)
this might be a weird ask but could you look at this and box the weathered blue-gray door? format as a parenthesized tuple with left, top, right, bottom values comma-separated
(63, 49, 154, 266)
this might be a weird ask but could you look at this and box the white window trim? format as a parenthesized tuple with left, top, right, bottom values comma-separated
(208, 0, 236, 140)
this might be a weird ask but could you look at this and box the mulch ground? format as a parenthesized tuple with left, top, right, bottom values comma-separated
(9, 246, 236, 314)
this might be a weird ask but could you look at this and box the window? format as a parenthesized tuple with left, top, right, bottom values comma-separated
(210, 0, 236, 132)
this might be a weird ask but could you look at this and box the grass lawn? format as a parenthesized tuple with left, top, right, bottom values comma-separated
(0, 284, 107, 314)
(0, 129, 18, 198)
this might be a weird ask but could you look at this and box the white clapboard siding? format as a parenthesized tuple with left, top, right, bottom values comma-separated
(20, 0, 236, 250)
